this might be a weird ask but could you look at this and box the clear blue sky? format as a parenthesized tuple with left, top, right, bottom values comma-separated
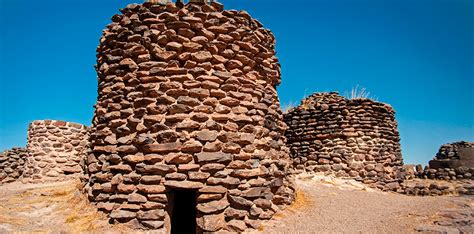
(0, 0, 472, 165)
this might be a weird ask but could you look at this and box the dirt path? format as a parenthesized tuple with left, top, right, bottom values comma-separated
(260, 175, 473, 233)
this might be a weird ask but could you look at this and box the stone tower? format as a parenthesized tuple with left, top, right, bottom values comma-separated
(83, 1, 295, 232)
(285, 92, 404, 187)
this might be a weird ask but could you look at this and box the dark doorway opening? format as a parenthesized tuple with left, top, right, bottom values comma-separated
(170, 189, 197, 234)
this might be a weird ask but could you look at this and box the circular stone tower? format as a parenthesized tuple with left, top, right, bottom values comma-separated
(23, 120, 89, 183)
(83, 1, 295, 232)
(285, 92, 403, 186)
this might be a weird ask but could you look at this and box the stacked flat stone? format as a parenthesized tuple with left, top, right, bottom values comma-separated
(397, 180, 474, 196)
(22, 120, 90, 182)
(0, 147, 28, 184)
(83, 1, 295, 232)
(284, 92, 403, 188)
(415, 142, 474, 180)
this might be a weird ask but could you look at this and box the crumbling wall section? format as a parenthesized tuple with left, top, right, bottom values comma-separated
(0, 147, 28, 184)
(415, 142, 474, 180)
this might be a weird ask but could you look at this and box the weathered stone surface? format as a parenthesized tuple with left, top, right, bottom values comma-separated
(181, 140, 203, 153)
(226, 219, 247, 232)
(196, 199, 229, 214)
(228, 195, 253, 208)
(137, 210, 166, 220)
(196, 152, 232, 164)
(124, 155, 145, 163)
(140, 175, 162, 184)
(195, 130, 218, 142)
(197, 193, 223, 202)
(141, 220, 165, 229)
(189, 171, 211, 180)
(199, 185, 227, 194)
(225, 208, 248, 219)
(164, 180, 204, 189)
(142, 142, 182, 154)
(197, 213, 226, 232)
(165, 153, 193, 164)
(137, 185, 166, 194)
(110, 210, 136, 219)
(191, 51, 213, 62)
(128, 193, 148, 203)
(141, 164, 176, 174)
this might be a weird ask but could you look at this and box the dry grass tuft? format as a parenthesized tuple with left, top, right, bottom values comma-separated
(282, 101, 297, 113)
(258, 189, 313, 231)
(344, 85, 377, 100)
(288, 189, 312, 212)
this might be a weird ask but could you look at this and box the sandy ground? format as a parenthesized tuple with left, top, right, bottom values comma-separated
(0, 176, 472, 233)
(260, 175, 473, 233)
(0, 180, 132, 233)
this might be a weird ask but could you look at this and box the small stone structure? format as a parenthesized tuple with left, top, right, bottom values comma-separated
(83, 1, 295, 232)
(415, 141, 474, 180)
(22, 120, 89, 182)
(0, 147, 28, 184)
(284, 92, 404, 187)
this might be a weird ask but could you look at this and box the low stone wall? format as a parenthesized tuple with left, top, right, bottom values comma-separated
(284, 92, 404, 187)
(416, 167, 474, 180)
(22, 120, 89, 182)
(0, 147, 28, 184)
(415, 142, 473, 180)
(398, 180, 474, 196)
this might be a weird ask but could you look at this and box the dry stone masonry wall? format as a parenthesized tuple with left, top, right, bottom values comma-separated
(284, 92, 404, 188)
(23, 120, 89, 183)
(415, 141, 474, 180)
(83, 2, 295, 232)
(0, 148, 28, 184)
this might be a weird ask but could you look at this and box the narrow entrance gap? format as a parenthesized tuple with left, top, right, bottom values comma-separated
(170, 189, 197, 234)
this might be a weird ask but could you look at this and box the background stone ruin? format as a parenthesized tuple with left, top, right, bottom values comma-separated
(21, 120, 89, 183)
(283, 92, 473, 196)
(82, 1, 295, 232)
(284, 92, 404, 188)
(399, 141, 474, 196)
(415, 141, 474, 180)
(0, 147, 28, 184)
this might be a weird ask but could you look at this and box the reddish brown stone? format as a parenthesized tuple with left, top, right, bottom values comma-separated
(142, 142, 182, 154)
